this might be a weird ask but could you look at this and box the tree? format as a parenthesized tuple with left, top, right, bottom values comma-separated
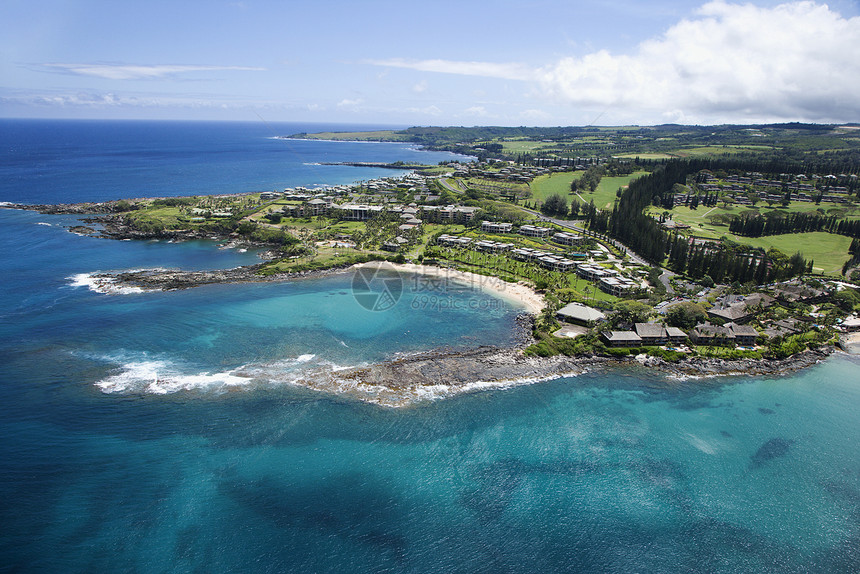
(611, 300, 652, 328)
(541, 193, 568, 217)
(665, 301, 707, 330)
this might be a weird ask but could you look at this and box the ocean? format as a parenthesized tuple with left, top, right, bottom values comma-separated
(1, 119, 859, 573)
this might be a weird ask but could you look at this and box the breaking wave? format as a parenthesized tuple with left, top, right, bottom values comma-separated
(67, 272, 148, 295)
(90, 350, 582, 406)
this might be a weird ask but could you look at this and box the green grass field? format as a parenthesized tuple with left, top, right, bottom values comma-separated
(530, 171, 647, 209)
(646, 205, 854, 274)
(572, 171, 649, 210)
(731, 233, 851, 275)
(529, 171, 583, 203)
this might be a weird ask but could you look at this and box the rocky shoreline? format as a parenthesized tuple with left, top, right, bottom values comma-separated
(89, 263, 353, 291)
(279, 344, 836, 407)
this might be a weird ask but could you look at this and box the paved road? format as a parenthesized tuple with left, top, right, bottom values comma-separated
(659, 269, 676, 295)
(438, 177, 464, 194)
(519, 206, 651, 267)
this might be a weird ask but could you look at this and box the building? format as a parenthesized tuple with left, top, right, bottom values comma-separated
(556, 303, 606, 327)
(726, 323, 759, 346)
(481, 221, 514, 234)
(551, 231, 584, 247)
(601, 331, 643, 347)
(337, 203, 384, 221)
(598, 276, 639, 297)
(518, 225, 551, 238)
(690, 322, 736, 346)
(437, 234, 472, 248)
(634, 323, 668, 345)
(707, 293, 775, 324)
(381, 237, 407, 252)
(665, 327, 688, 345)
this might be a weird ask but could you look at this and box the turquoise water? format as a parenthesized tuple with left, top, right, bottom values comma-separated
(1, 121, 859, 572)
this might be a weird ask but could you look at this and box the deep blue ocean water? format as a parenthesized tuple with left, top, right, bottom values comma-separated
(1, 120, 859, 573)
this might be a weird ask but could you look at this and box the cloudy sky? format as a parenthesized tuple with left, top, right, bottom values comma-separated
(2, 0, 859, 126)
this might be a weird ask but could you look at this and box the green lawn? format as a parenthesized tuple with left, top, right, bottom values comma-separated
(733, 233, 852, 275)
(647, 206, 853, 274)
(650, 203, 860, 241)
(530, 171, 583, 203)
(573, 171, 649, 210)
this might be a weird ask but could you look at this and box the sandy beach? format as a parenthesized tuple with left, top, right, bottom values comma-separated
(363, 262, 546, 316)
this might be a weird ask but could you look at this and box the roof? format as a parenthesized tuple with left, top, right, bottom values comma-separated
(693, 323, 734, 338)
(665, 327, 688, 338)
(557, 303, 606, 323)
(635, 323, 667, 338)
(727, 323, 758, 337)
(602, 331, 643, 343)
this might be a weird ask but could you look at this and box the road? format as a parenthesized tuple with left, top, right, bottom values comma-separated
(658, 269, 676, 295)
(518, 206, 650, 267)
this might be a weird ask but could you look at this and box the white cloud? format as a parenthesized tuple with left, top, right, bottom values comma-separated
(520, 109, 550, 121)
(407, 104, 443, 116)
(536, 1, 860, 122)
(38, 63, 265, 80)
(369, 2, 860, 124)
(368, 58, 534, 81)
(412, 80, 428, 94)
(336, 98, 363, 109)
(464, 106, 490, 117)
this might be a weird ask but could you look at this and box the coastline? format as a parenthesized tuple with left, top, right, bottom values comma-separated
(358, 261, 547, 316)
(273, 345, 836, 408)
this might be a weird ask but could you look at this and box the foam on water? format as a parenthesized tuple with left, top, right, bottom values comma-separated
(67, 272, 148, 295)
(94, 356, 253, 394)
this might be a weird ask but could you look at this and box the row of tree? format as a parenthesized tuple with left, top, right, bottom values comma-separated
(591, 158, 817, 282)
(665, 234, 810, 283)
(728, 212, 860, 239)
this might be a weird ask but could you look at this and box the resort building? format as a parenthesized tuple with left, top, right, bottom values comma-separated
(601, 331, 643, 347)
(556, 303, 606, 327)
(481, 221, 514, 234)
(690, 322, 736, 346)
(436, 234, 473, 248)
(475, 240, 514, 253)
(665, 327, 689, 346)
(725, 323, 759, 346)
(634, 323, 668, 346)
(598, 276, 639, 297)
(518, 225, 551, 238)
(337, 203, 384, 221)
(551, 231, 584, 247)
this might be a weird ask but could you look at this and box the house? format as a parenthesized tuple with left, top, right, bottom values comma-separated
(634, 323, 668, 345)
(690, 322, 736, 346)
(556, 303, 606, 327)
(665, 327, 689, 345)
(726, 323, 758, 346)
(707, 293, 774, 324)
(601, 331, 643, 347)
(382, 237, 407, 252)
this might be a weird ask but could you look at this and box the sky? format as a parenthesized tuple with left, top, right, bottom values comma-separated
(1, 0, 859, 126)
